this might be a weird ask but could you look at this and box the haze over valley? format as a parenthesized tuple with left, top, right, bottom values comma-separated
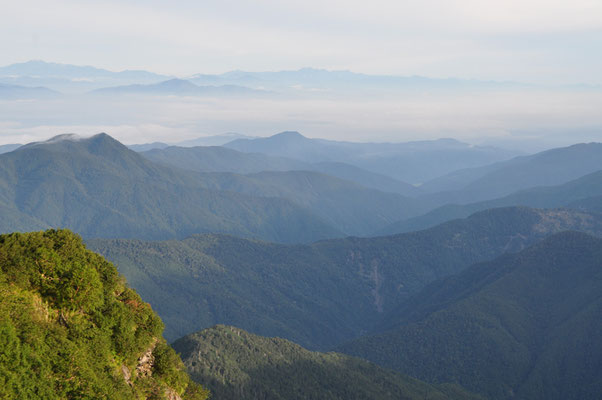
(2, 60, 601, 152)
(2, 1, 602, 399)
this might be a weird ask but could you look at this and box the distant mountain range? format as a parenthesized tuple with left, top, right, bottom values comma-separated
(142, 145, 422, 196)
(185, 67, 533, 95)
(0, 143, 21, 154)
(91, 78, 269, 97)
(0, 60, 540, 95)
(5, 131, 598, 243)
(379, 169, 602, 235)
(0, 132, 433, 241)
(0, 83, 60, 99)
(127, 133, 255, 152)
(339, 231, 602, 400)
(133, 133, 602, 201)
(88, 207, 602, 346)
(0, 133, 341, 243)
(223, 131, 522, 183)
(0, 60, 170, 92)
(421, 142, 602, 202)
(175, 133, 255, 147)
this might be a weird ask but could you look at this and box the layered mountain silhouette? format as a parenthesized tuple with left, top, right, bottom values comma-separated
(0, 133, 341, 242)
(420, 142, 602, 202)
(127, 133, 255, 152)
(175, 133, 255, 147)
(0, 60, 170, 92)
(0, 133, 432, 241)
(0, 60, 531, 94)
(91, 78, 268, 97)
(0, 83, 59, 99)
(142, 145, 421, 196)
(379, 169, 602, 235)
(223, 131, 520, 183)
(186, 67, 529, 94)
(0, 143, 21, 154)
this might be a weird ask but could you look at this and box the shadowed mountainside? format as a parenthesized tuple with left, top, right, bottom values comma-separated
(339, 231, 602, 400)
(89, 207, 602, 348)
(378, 170, 602, 235)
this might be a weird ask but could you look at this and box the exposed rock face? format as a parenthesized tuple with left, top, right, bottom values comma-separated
(121, 339, 189, 399)
(165, 388, 183, 400)
(122, 365, 132, 387)
(136, 341, 157, 378)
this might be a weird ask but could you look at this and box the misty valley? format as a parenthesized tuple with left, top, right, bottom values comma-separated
(2, 0, 602, 389)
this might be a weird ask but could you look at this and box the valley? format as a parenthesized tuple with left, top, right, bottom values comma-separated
(1, 62, 600, 400)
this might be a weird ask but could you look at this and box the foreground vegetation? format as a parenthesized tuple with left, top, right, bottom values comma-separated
(0, 229, 208, 399)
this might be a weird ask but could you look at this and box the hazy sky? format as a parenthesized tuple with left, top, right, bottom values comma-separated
(2, 0, 602, 84)
(1, 0, 602, 149)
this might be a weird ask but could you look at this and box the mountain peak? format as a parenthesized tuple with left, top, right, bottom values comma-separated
(85, 132, 131, 154)
(20, 132, 129, 157)
(270, 131, 306, 140)
(87, 132, 119, 143)
(44, 133, 83, 143)
(157, 78, 197, 89)
(20, 133, 82, 149)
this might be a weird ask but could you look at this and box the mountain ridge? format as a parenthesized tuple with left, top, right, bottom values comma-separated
(88, 206, 602, 347)
(338, 231, 602, 400)
(0, 132, 344, 243)
(91, 78, 269, 97)
(378, 169, 602, 235)
(224, 131, 521, 183)
(142, 144, 421, 196)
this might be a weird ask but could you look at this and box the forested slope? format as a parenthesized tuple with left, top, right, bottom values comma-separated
(0, 229, 208, 399)
(90, 207, 602, 348)
(339, 232, 602, 400)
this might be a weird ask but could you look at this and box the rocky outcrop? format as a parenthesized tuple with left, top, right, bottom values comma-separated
(137, 340, 158, 378)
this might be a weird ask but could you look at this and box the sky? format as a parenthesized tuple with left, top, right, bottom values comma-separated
(2, 0, 602, 84)
(1, 0, 602, 149)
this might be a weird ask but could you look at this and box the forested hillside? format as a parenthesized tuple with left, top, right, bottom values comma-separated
(0, 133, 433, 241)
(173, 325, 482, 400)
(0, 229, 208, 399)
(0, 133, 341, 243)
(339, 232, 602, 400)
(89, 207, 602, 348)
